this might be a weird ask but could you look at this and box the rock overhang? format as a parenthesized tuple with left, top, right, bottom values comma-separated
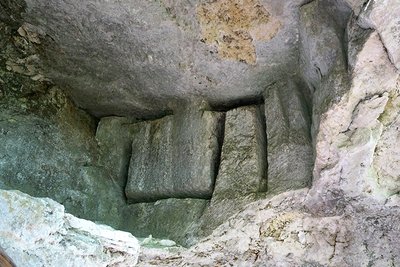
(13, 0, 327, 118)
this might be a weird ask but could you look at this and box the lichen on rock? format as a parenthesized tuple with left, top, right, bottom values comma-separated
(197, 0, 280, 64)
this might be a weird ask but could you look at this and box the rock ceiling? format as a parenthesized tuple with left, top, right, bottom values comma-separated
(8, 0, 349, 117)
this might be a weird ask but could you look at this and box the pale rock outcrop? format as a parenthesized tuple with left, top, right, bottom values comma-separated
(373, 92, 400, 195)
(137, 189, 400, 266)
(359, 0, 400, 70)
(307, 28, 399, 214)
(0, 189, 140, 267)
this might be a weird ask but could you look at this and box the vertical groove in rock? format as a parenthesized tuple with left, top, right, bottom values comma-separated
(258, 103, 268, 192)
(210, 112, 226, 195)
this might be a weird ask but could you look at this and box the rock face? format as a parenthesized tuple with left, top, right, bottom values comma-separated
(126, 109, 224, 202)
(9, 0, 304, 117)
(137, 189, 400, 267)
(0, 23, 125, 228)
(360, 0, 400, 70)
(0, 189, 140, 267)
(265, 80, 313, 194)
(197, 105, 267, 238)
(1, 0, 400, 265)
(121, 198, 208, 247)
(96, 116, 138, 188)
(213, 105, 267, 197)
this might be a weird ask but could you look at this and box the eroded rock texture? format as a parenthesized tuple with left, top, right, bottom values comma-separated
(121, 198, 208, 247)
(197, 105, 267, 238)
(1, 0, 400, 265)
(265, 80, 313, 194)
(126, 109, 224, 202)
(0, 190, 140, 267)
(0, 22, 125, 228)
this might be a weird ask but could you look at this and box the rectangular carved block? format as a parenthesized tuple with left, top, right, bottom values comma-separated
(213, 105, 267, 198)
(265, 80, 313, 194)
(125, 110, 224, 202)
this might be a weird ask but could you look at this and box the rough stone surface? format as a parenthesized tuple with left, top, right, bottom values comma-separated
(299, 0, 346, 92)
(359, 0, 400, 70)
(197, 0, 281, 64)
(195, 105, 267, 239)
(373, 93, 400, 195)
(137, 189, 400, 266)
(265, 80, 313, 194)
(126, 109, 224, 202)
(2, 1, 400, 265)
(213, 105, 267, 197)
(0, 24, 125, 228)
(0, 97, 125, 227)
(9, 0, 308, 117)
(96, 116, 138, 188)
(120, 198, 208, 247)
(308, 27, 400, 215)
(0, 189, 140, 267)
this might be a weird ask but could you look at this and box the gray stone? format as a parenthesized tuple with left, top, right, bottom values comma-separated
(265, 80, 313, 194)
(213, 105, 267, 198)
(137, 190, 400, 267)
(196, 105, 267, 239)
(0, 189, 140, 267)
(126, 109, 224, 202)
(13, 0, 312, 117)
(299, 0, 346, 93)
(0, 89, 125, 228)
(96, 116, 138, 188)
(120, 198, 208, 247)
(359, 0, 400, 70)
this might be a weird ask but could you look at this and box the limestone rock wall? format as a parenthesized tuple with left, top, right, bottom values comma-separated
(265, 80, 313, 194)
(0, 189, 140, 267)
(107, 100, 313, 245)
(1, 0, 400, 264)
(0, 22, 125, 228)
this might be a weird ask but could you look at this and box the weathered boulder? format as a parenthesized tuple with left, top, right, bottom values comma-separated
(264, 80, 313, 194)
(0, 189, 140, 267)
(126, 109, 224, 202)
